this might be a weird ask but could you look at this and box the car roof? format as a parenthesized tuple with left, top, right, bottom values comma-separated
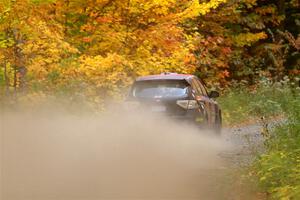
(135, 73, 194, 82)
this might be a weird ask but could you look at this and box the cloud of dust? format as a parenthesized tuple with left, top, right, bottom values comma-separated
(1, 106, 233, 200)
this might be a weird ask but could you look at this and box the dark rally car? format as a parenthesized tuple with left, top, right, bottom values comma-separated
(126, 73, 222, 134)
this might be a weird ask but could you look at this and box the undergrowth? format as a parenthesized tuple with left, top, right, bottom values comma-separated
(220, 77, 300, 199)
(218, 77, 297, 126)
(252, 85, 300, 200)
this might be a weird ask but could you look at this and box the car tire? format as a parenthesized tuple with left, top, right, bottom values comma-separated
(214, 110, 222, 135)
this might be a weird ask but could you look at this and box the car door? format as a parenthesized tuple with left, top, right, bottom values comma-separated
(192, 78, 219, 126)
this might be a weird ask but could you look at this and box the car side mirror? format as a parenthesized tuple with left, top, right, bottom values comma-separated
(209, 91, 219, 98)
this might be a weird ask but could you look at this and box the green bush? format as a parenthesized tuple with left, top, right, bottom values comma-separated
(253, 109, 300, 199)
(250, 81, 300, 199)
(218, 77, 298, 125)
(219, 78, 300, 199)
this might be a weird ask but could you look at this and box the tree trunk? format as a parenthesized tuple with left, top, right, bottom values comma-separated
(4, 60, 10, 97)
(277, 0, 286, 30)
(12, 28, 26, 92)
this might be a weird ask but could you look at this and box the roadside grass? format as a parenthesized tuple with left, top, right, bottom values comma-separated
(219, 78, 300, 199)
(251, 86, 300, 200)
(218, 78, 296, 126)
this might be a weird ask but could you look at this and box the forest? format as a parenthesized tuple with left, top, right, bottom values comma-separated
(0, 0, 299, 106)
(0, 0, 300, 199)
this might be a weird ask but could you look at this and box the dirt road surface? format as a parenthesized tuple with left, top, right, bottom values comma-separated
(1, 112, 267, 200)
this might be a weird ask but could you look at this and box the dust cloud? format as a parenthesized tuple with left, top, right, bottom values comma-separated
(1, 106, 233, 200)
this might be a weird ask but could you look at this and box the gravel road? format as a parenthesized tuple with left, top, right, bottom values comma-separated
(221, 123, 265, 167)
(217, 119, 285, 200)
(1, 113, 275, 200)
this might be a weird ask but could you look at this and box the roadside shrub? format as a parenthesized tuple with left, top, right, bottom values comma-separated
(220, 78, 300, 199)
(218, 77, 298, 125)
(250, 81, 300, 199)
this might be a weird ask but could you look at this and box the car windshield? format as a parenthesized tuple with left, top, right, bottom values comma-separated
(132, 80, 189, 98)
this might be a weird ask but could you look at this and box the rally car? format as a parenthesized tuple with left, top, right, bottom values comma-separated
(126, 73, 222, 134)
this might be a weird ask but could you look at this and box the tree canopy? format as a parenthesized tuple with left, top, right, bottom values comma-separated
(0, 0, 299, 106)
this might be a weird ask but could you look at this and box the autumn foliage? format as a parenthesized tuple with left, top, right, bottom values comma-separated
(0, 0, 299, 105)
